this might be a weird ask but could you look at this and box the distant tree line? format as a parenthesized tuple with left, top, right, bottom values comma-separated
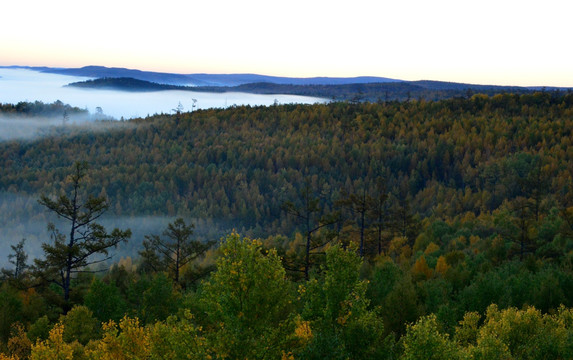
(0, 101, 88, 118)
(67, 76, 564, 102)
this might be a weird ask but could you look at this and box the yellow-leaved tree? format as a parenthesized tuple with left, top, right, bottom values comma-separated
(86, 317, 150, 360)
(30, 324, 74, 360)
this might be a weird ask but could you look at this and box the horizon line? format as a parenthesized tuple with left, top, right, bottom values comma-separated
(1, 64, 572, 89)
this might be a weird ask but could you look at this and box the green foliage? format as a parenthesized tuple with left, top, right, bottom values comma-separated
(27, 316, 52, 343)
(401, 314, 462, 360)
(416, 278, 456, 330)
(148, 311, 208, 360)
(142, 273, 180, 324)
(368, 258, 402, 303)
(59, 305, 100, 345)
(377, 270, 422, 337)
(453, 311, 481, 347)
(0, 285, 23, 344)
(84, 278, 127, 323)
(302, 245, 367, 323)
(469, 334, 512, 360)
(200, 232, 294, 359)
(127, 273, 180, 324)
(299, 245, 392, 359)
(458, 261, 573, 314)
(467, 304, 573, 359)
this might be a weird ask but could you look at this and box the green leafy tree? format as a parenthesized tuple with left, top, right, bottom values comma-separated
(84, 278, 127, 323)
(140, 273, 180, 324)
(368, 260, 421, 337)
(0, 285, 23, 344)
(59, 305, 100, 345)
(200, 232, 294, 359)
(299, 245, 392, 359)
(34, 162, 131, 310)
(470, 304, 571, 359)
(401, 314, 462, 360)
(27, 316, 52, 343)
(148, 310, 208, 360)
(125, 273, 180, 324)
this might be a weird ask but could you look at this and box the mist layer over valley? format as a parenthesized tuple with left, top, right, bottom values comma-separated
(0, 68, 327, 119)
(0, 191, 227, 268)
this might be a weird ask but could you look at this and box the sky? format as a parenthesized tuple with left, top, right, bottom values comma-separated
(1, 0, 572, 87)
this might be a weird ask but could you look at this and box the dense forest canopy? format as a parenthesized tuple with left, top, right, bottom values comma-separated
(2, 92, 573, 236)
(2, 93, 573, 358)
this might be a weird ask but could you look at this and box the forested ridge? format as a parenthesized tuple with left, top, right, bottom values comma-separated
(68, 76, 547, 101)
(2, 93, 573, 235)
(2, 93, 573, 358)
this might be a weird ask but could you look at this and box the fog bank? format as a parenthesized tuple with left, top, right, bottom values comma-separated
(0, 68, 326, 119)
(0, 192, 231, 269)
(0, 113, 133, 142)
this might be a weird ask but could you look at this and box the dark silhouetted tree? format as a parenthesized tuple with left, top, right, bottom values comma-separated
(140, 217, 213, 285)
(336, 187, 372, 257)
(368, 179, 389, 255)
(2, 239, 28, 281)
(34, 161, 131, 310)
(282, 181, 340, 280)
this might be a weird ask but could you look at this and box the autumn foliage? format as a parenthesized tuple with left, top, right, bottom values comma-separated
(2, 94, 573, 357)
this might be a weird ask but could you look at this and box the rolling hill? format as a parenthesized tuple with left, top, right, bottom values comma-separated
(66, 76, 554, 102)
(21, 65, 400, 86)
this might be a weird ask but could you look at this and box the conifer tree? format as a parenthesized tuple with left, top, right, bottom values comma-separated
(35, 162, 131, 311)
(140, 218, 213, 285)
(282, 182, 340, 280)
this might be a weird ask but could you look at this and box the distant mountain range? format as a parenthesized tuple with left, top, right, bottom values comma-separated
(4, 65, 572, 102)
(3, 65, 399, 87)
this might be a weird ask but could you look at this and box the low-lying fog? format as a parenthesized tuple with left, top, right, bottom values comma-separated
(0, 192, 231, 269)
(0, 113, 134, 142)
(0, 68, 326, 119)
(1, 68, 312, 269)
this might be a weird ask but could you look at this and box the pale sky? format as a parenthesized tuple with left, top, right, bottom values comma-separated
(1, 0, 572, 87)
